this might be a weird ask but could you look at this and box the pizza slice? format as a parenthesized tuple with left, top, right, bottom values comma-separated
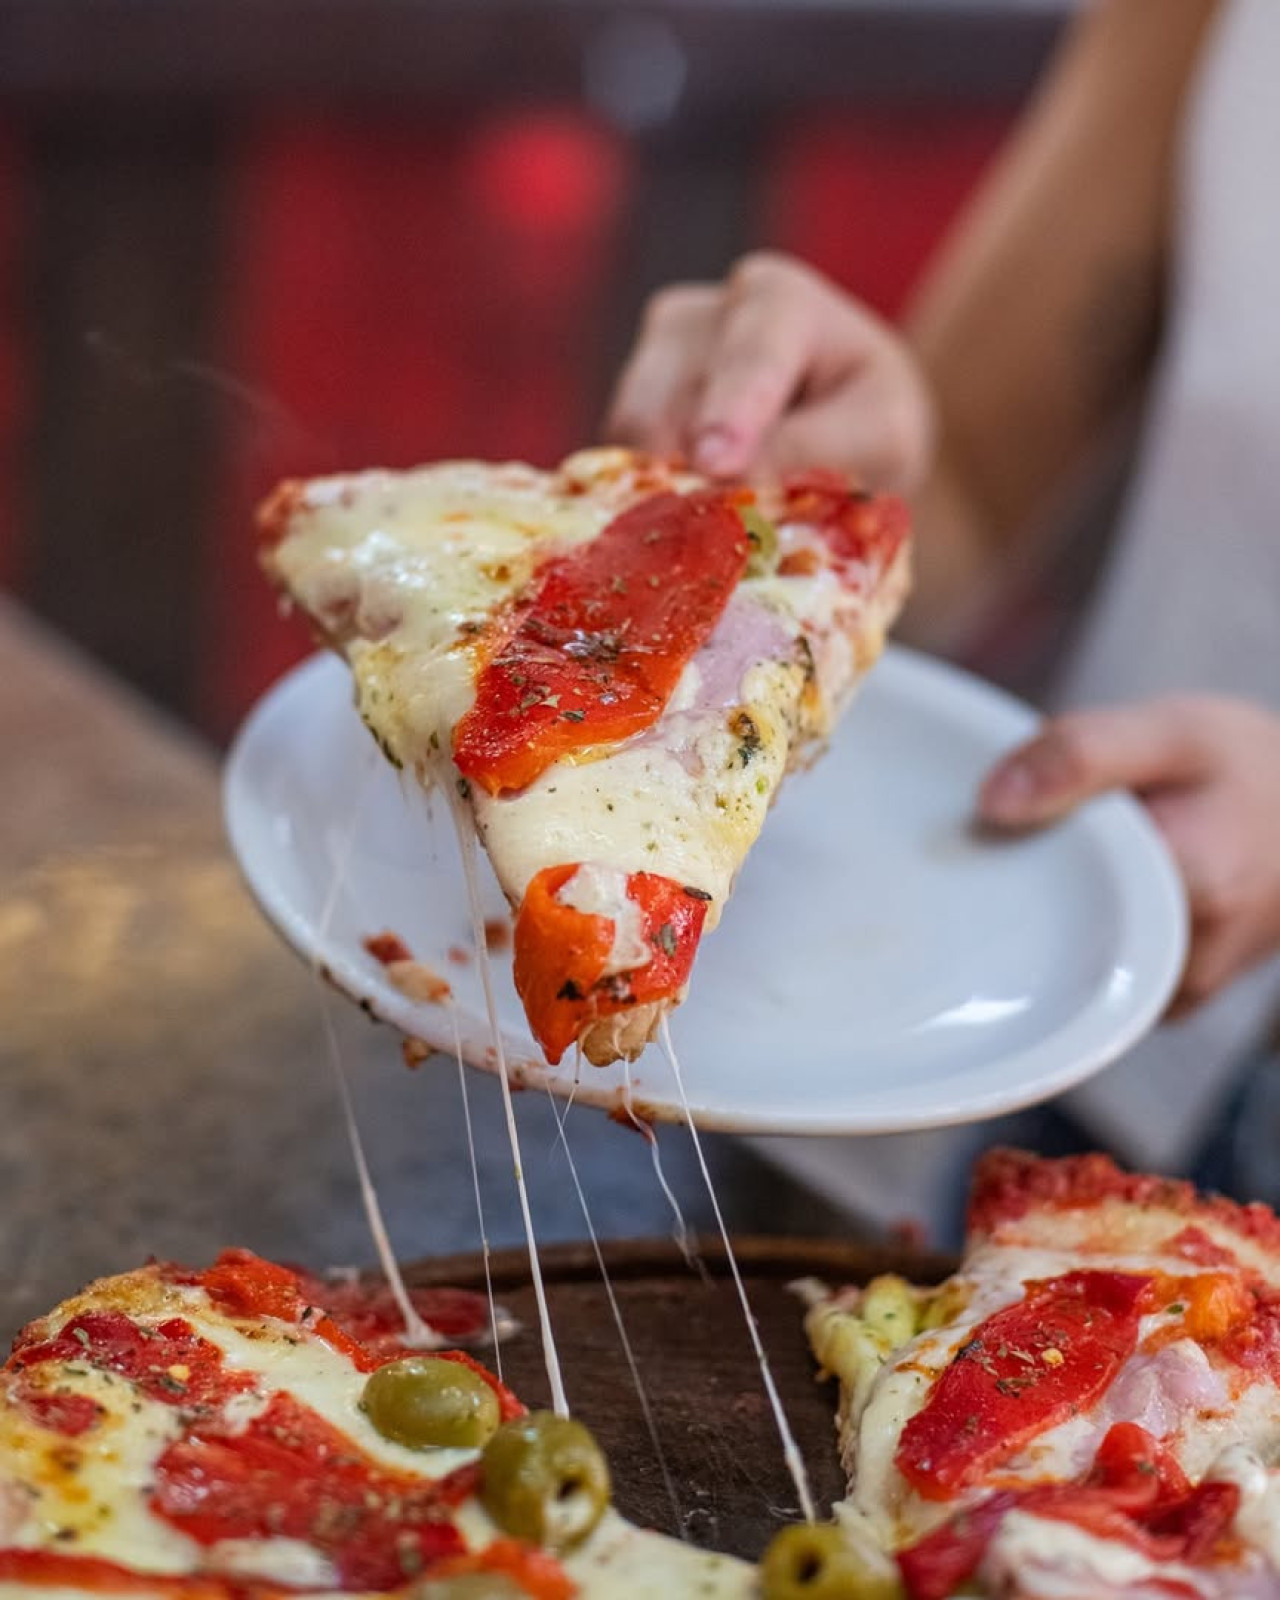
(259, 448, 909, 1068)
(0, 1248, 753, 1597)
(781, 1150, 1280, 1600)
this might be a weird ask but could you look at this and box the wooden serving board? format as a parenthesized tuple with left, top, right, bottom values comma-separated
(409, 1236, 953, 1561)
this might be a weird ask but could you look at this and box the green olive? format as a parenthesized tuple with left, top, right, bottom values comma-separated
(411, 1576, 526, 1600)
(739, 506, 779, 578)
(761, 1524, 903, 1600)
(361, 1356, 501, 1450)
(480, 1411, 611, 1552)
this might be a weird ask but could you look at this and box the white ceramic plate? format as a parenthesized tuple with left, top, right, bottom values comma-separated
(224, 648, 1187, 1135)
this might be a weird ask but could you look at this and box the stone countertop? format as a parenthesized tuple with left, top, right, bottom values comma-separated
(0, 600, 850, 1345)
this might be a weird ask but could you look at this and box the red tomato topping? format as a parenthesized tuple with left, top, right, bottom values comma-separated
(9, 1312, 251, 1411)
(152, 1392, 473, 1590)
(1167, 1226, 1241, 1269)
(201, 1249, 306, 1322)
(897, 1424, 1240, 1600)
(0, 1552, 231, 1597)
(512, 865, 710, 1064)
(896, 1493, 1016, 1600)
(896, 1272, 1151, 1499)
(1086, 1419, 1190, 1508)
(967, 1149, 1280, 1264)
(169, 1250, 515, 1392)
(453, 489, 747, 796)
(292, 1270, 496, 1356)
(432, 1538, 576, 1600)
(13, 1385, 103, 1437)
(780, 472, 910, 573)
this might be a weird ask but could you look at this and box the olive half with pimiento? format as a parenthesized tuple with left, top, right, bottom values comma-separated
(761, 1523, 903, 1600)
(361, 1355, 502, 1451)
(480, 1411, 611, 1552)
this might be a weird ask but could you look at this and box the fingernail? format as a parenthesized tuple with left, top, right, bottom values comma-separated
(979, 760, 1040, 824)
(693, 426, 739, 476)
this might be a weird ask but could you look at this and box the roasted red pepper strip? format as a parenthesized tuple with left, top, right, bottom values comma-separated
(896, 1493, 1017, 1600)
(781, 471, 911, 571)
(1086, 1419, 1191, 1509)
(152, 1392, 471, 1590)
(896, 1271, 1151, 1500)
(513, 865, 709, 1064)
(897, 1424, 1240, 1600)
(0, 1552, 232, 1597)
(453, 489, 747, 796)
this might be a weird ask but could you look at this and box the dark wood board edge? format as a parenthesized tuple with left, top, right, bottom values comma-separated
(405, 1234, 957, 1291)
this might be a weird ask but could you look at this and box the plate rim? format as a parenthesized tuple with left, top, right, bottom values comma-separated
(223, 647, 1189, 1136)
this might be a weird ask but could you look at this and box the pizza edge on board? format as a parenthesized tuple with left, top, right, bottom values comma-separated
(789, 1147, 1280, 1600)
(0, 1247, 754, 1599)
(258, 447, 910, 1069)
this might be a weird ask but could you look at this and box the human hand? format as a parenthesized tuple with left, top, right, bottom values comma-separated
(606, 252, 934, 493)
(979, 697, 1280, 1015)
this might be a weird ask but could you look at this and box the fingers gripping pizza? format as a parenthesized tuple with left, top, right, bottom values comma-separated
(781, 1151, 1280, 1600)
(0, 1249, 750, 1598)
(259, 449, 910, 1067)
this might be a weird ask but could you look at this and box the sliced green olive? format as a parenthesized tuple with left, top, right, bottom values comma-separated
(480, 1411, 611, 1552)
(761, 1524, 903, 1600)
(361, 1356, 501, 1450)
(412, 1575, 526, 1600)
(739, 506, 779, 578)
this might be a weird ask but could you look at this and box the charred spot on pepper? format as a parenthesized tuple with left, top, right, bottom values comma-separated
(683, 885, 713, 902)
(556, 979, 584, 1002)
(593, 973, 636, 1006)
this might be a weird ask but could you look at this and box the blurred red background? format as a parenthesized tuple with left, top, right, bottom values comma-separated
(0, 3, 1046, 740)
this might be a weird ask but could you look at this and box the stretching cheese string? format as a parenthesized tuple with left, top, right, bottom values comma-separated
(312, 755, 440, 1349)
(660, 1019, 817, 1523)
(448, 786, 569, 1417)
(448, 1001, 504, 1376)
(543, 1080, 686, 1538)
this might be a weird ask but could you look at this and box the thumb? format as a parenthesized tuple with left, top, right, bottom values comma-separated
(978, 702, 1215, 828)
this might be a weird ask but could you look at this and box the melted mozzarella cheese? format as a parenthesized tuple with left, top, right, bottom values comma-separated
(170, 1285, 479, 1483)
(206, 1536, 338, 1587)
(1213, 1445, 1280, 1566)
(558, 864, 651, 974)
(0, 1365, 196, 1573)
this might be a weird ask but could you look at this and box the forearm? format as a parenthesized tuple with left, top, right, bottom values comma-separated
(894, 0, 1219, 651)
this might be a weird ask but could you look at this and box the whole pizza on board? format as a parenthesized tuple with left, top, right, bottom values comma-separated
(258, 448, 911, 1068)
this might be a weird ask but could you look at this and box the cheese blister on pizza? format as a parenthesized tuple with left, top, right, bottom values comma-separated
(259, 448, 910, 1067)
(0, 1249, 755, 1598)
(792, 1150, 1280, 1600)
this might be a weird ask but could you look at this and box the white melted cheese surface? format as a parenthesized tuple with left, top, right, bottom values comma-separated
(269, 449, 907, 928)
(558, 863, 651, 974)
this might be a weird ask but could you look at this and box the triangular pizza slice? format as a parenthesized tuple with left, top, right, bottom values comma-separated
(259, 448, 910, 1067)
(789, 1150, 1280, 1599)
